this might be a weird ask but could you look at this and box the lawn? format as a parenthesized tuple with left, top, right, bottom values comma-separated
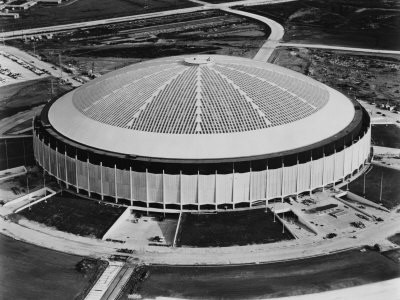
(176, 208, 294, 247)
(18, 192, 125, 238)
(0, 77, 72, 119)
(138, 250, 400, 299)
(347, 165, 400, 209)
(371, 124, 400, 149)
(0, 137, 34, 170)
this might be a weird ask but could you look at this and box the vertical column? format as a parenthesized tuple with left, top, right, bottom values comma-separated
(64, 150, 68, 188)
(114, 164, 118, 203)
(232, 167, 235, 209)
(100, 161, 104, 200)
(42, 140, 45, 169)
(55, 146, 59, 182)
(214, 170, 218, 210)
(265, 162, 268, 205)
(48, 143, 51, 175)
(343, 144, 346, 181)
(75, 154, 79, 193)
(350, 140, 354, 176)
(322, 151, 325, 191)
(129, 167, 133, 206)
(309, 154, 313, 195)
(145, 168, 149, 211)
(197, 170, 200, 211)
(296, 156, 299, 198)
(87, 157, 91, 197)
(281, 160, 284, 201)
(162, 170, 166, 211)
(179, 171, 183, 211)
(333, 148, 336, 187)
(249, 167, 252, 205)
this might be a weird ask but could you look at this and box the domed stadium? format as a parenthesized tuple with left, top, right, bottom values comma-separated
(33, 55, 371, 212)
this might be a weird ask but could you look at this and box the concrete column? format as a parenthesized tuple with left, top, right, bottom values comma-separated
(343, 144, 346, 181)
(322, 151, 325, 191)
(333, 147, 336, 187)
(75, 154, 79, 193)
(215, 170, 218, 210)
(100, 161, 104, 200)
(129, 167, 133, 206)
(114, 164, 118, 203)
(249, 167, 252, 204)
(42, 140, 45, 169)
(64, 150, 68, 188)
(197, 170, 200, 211)
(145, 168, 149, 211)
(87, 157, 91, 197)
(55, 146, 59, 181)
(48, 143, 51, 175)
(179, 171, 183, 211)
(265, 162, 268, 203)
(162, 170, 166, 211)
(232, 167, 235, 209)
(296, 157, 299, 198)
(281, 160, 284, 201)
(309, 154, 313, 195)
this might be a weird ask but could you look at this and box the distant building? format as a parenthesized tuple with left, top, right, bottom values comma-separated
(5, 0, 37, 10)
(34, 55, 371, 212)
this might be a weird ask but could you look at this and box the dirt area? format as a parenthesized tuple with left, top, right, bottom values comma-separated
(0, 0, 198, 31)
(271, 47, 400, 109)
(17, 192, 125, 238)
(176, 209, 294, 247)
(7, 10, 269, 76)
(239, 0, 400, 50)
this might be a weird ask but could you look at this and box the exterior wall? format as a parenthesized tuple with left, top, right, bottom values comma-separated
(33, 127, 371, 212)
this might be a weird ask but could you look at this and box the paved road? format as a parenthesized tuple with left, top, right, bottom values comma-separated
(278, 43, 400, 55)
(222, 7, 284, 61)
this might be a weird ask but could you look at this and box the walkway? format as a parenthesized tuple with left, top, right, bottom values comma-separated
(84, 261, 124, 300)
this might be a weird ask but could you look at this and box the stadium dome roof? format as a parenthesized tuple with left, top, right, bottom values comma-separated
(48, 55, 355, 160)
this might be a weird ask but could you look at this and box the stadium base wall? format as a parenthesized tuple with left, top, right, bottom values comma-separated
(33, 128, 371, 212)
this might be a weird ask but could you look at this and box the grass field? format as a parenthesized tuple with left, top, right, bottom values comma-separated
(176, 209, 294, 247)
(0, 77, 72, 119)
(348, 165, 400, 209)
(136, 249, 400, 299)
(239, 0, 400, 50)
(0, 137, 34, 171)
(371, 124, 400, 149)
(18, 192, 125, 238)
(0, 234, 94, 300)
(0, 0, 198, 31)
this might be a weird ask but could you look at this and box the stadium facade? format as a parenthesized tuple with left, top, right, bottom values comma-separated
(33, 55, 371, 212)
